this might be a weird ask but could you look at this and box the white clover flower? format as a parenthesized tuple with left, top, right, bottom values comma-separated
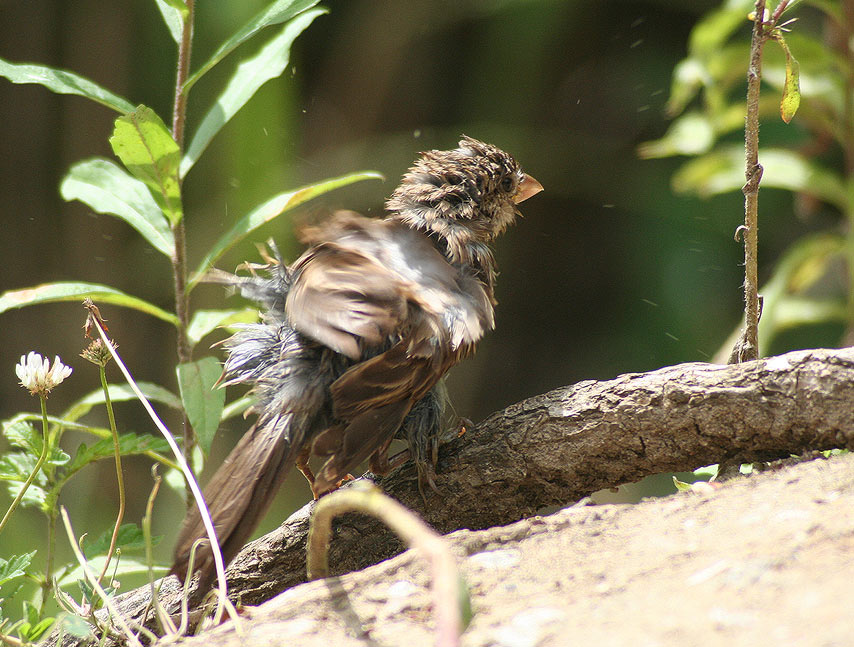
(15, 352, 73, 397)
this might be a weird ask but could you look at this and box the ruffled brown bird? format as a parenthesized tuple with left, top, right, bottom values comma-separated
(171, 136, 542, 588)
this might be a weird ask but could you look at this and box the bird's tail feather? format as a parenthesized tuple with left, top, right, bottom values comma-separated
(171, 417, 297, 588)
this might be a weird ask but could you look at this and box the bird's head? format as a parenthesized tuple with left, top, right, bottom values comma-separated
(386, 136, 542, 260)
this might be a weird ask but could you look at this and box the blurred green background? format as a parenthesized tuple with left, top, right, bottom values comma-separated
(0, 0, 828, 588)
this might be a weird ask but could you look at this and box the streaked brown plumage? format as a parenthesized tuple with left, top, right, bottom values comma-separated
(171, 136, 542, 587)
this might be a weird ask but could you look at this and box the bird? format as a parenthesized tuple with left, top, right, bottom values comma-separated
(171, 136, 543, 588)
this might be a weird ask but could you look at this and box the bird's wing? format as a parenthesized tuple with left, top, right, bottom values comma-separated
(286, 214, 493, 363)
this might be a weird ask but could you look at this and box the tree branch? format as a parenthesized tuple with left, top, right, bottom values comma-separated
(51, 347, 854, 645)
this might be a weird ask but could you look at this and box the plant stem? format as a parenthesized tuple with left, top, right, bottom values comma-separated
(42, 505, 57, 617)
(97, 364, 126, 584)
(840, 0, 854, 343)
(733, 0, 768, 363)
(171, 0, 196, 481)
(308, 485, 465, 647)
(0, 396, 50, 536)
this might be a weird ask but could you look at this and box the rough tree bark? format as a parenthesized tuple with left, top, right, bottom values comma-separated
(50, 347, 854, 645)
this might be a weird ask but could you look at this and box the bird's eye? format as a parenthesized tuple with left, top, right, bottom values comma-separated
(501, 176, 515, 192)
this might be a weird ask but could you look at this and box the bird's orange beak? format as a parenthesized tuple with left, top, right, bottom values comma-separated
(514, 174, 544, 204)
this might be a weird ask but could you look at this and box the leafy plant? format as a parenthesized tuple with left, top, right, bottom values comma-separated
(0, 0, 380, 641)
(640, 0, 852, 357)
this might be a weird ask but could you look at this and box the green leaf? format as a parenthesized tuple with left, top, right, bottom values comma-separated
(109, 105, 183, 225)
(191, 171, 384, 284)
(177, 357, 225, 454)
(154, 0, 184, 44)
(637, 112, 715, 159)
(0, 281, 179, 325)
(60, 158, 175, 257)
(672, 476, 692, 491)
(0, 458, 47, 507)
(182, 0, 321, 94)
(0, 57, 134, 113)
(155, 0, 188, 42)
(20, 617, 54, 642)
(59, 557, 167, 587)
(0, 552, 35, 586)
(187, 308, 255, 347)
(3, 420, 39, 453)
(17, 602, 54, 642)
(776, 35, 801, 124)
(181, 8, 326, 178)
(693, 464, 719, 480)
(59, 615, 94, 639)
(687, 4, 749, 58)
(64, 382, 182, 424)
(67, 433, 170, 474)
(3, 420, 69, 466)
(83, 523, 157, 559)
(755, 234, 846, 355)
(672, 146, 846, 209)
(222, 395, 253, 421)
(0, 452, 38, 482)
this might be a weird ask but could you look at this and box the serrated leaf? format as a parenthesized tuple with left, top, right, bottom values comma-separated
(181, 8, 326, 178)
(109, 105, 183, 225)
(182, 0, 321, 94)
(83, 523, 156, 558)
(177, 357, 225, 454)
(64, 382, 182, 424)
(0, 57, 134, 113)
(60, 158, 174, 257)
(3, 420, 39, 453)
(0, 452, 37, 481)
(67, 433, 170, 474)
(191, 171, 383, 284)
(187, 308, 254, 347)
(1, 421, 69, 466)
(1, 473, 47, 508)
(0, 281, 179, 325)
(0, 552, 35, 586)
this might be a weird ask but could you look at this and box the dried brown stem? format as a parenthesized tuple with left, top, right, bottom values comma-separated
(732, 0, 768, 363)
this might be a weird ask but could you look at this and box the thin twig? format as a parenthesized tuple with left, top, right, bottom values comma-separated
(97, 363, 125, 584)
(840, 0, 854, 343)
(732, 0, 769, 363)
(170, 0, 196, 481)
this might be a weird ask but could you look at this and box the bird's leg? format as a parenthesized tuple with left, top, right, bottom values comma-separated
(295, 446, 321, 500)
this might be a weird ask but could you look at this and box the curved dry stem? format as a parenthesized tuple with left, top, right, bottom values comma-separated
(308, 484, 465, 647)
